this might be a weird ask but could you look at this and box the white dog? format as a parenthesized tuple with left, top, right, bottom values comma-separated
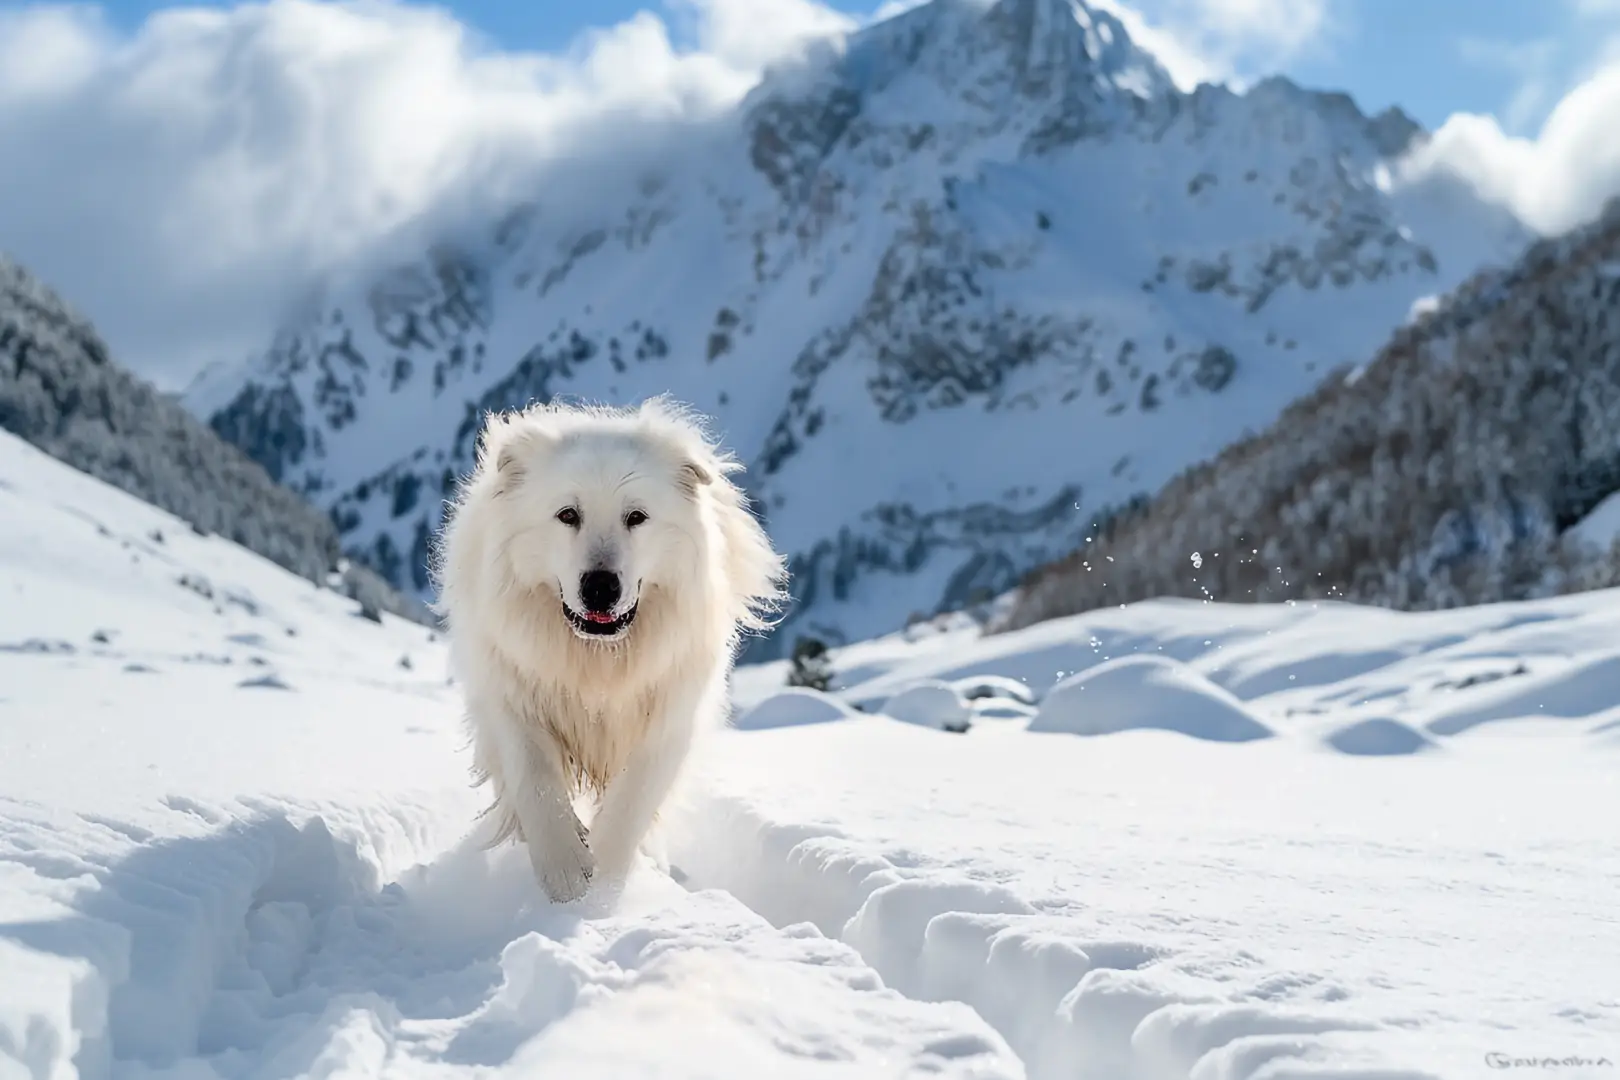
(433, 397, 787, 902)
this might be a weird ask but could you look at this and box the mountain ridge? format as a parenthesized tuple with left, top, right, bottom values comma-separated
(996, 195, 1620, 631)
(188, 0, 1531, 656)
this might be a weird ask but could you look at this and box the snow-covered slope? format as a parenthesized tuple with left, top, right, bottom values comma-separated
(0, 255, 339, 585)
(1000, 195, 1620, 631)
(5, 424, 1617, 1080)
(187, 0, 1529, 657)
(0, 253, 432, 626)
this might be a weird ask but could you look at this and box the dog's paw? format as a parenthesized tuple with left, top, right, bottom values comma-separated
(530, 829, 596, 903)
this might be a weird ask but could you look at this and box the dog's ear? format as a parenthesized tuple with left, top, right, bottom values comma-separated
(495, 444, 525, 479)
(678, 458, 714, 497)
(480, 412, 551, 494)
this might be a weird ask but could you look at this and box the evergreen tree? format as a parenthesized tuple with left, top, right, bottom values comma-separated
(786, 635, 834, 692)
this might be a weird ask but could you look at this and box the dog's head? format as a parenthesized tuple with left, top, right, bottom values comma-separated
(474, 399, 725, 644)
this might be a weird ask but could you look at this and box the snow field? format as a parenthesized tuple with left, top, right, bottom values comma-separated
(707, 595, 1620, 1077)
(0, 430, 1022, 1079)
(672, 717, 1618, 1080)
(4, 429, 1619, 1079)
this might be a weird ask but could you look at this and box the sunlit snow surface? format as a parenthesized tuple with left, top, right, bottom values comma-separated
(2, 430, 1616, 1080)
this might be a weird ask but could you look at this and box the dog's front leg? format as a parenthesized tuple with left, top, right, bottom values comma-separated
(587, 687, 708, 884)
(483, 705, 595, 903)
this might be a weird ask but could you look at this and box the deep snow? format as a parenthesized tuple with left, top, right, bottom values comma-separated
(2, 429, 1617, 1080)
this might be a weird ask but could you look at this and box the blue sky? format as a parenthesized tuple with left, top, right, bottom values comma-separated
(1283, 2, 1603, 133)
(38, 0, 1615, 135)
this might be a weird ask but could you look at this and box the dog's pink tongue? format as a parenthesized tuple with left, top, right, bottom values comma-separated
(584, 611, 616, 624)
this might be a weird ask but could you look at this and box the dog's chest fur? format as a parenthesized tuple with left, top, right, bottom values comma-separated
(481, 612, 692, 798)
(534, 687, 659, 794)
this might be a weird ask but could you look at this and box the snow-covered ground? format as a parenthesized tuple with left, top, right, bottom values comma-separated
(3, 428, 1616, 1080)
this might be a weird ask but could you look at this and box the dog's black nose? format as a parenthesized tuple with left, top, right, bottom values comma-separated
(579, 570, 621, 614)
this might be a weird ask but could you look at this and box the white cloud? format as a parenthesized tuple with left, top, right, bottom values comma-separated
(0, 0, 846, 388)
(0, 5, 110, 97)
(870, 0, 929, 20)
(1186, 0, 1331, 67)
(672, 0, 856, 71)
(1399, 52, 1620, 236)
(1091, 0, 1333, 90)
(1400, 0, 1620, 234)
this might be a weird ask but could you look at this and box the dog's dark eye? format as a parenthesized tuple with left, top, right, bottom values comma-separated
(556, 507, 581, 528)
(624, 509, 649, 529)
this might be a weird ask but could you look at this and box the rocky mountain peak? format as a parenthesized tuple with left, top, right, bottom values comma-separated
(1241, 75, 1424, 158)
(744, 0, 1175, 201)
(836, 0, 1172, 102)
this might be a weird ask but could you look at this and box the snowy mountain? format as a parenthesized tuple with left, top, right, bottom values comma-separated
(1000, 195, 1620, 632)
(0, 254, 433, 625)
(187, 0, 1529, 656)
(4, 422, 1617, 1079)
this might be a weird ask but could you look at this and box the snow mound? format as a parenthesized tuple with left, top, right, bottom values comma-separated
(1323, 717, 1438, 756)
(732, 688, 857, 731)
(1028, 654, 1274, 742)
(881, 680, 973, 733)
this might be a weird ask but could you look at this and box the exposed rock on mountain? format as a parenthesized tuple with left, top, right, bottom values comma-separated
(187, 0, 1529, 657)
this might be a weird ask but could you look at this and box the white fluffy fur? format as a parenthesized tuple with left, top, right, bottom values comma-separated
(433, 397, 787, 902)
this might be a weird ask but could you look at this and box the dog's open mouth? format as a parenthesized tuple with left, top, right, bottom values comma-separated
(563, 602, 638, 638)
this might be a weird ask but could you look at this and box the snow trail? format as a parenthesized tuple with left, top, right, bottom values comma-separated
(2, 796, 1023, 1080)
(670, 793, 1403, 1080)
(666, 692, 1620, 1080)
